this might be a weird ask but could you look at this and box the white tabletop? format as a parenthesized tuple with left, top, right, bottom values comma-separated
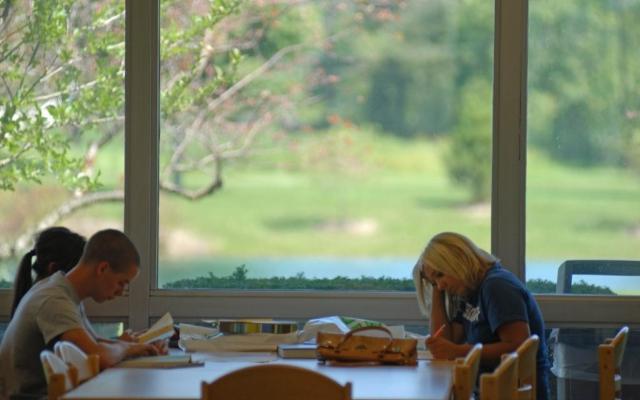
(63, 357, 453, 400)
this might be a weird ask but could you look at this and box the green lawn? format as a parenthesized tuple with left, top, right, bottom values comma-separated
(1, 128, 638, 283)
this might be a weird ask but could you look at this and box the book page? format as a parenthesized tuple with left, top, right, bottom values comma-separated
(137, 312, 175, 344)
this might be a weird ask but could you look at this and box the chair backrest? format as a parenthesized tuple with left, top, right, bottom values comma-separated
(480, 353, 519, 400)
(40, 350, 75, 400)
(556, 260, 640, 294)
(201, 364, 352, 400)
(599, 326, 629, 400)
(452, 343, 483, 400)
(516, 335, 539, 400)
(54, 341, 100, 383)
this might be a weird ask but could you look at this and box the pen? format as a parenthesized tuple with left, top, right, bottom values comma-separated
(431, 324, 446, 338)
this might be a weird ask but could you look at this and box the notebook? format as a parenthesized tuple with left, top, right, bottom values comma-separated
(117, 354, 203, 368)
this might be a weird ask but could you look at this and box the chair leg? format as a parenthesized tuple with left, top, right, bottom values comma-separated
(48, 373, 66, 400)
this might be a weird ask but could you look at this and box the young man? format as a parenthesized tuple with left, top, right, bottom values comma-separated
(0, 229, 160, 399)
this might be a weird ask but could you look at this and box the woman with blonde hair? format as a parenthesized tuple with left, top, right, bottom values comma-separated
(413, 232, 549, 400)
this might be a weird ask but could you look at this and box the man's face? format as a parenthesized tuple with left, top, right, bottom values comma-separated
(94, 262, 138, 303)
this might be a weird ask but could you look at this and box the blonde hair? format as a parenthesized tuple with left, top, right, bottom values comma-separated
(412, 259, 432, 317)
(413, 232, 497, 318)
(425, 232, 497, 287)
(413, 250, 459, 320)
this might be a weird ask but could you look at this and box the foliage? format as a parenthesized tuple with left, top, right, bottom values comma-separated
(526, 278, 615, 295)
(528, 1, 640, 168)
(165, 267, 617, 294)
(0, 0, 112, 191)
(164, 266, 416, 290)
(444, 78, 492, 202)
(526, 279, 557, 294)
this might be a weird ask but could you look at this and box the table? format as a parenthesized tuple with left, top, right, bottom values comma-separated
(63, 357, 453, 400)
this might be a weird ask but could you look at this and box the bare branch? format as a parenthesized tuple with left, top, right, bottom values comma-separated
(83, 125, 122, 177)
(18, 38, 41, 92)
(79, 115, 125, 126)
(0, 190, 124, 259)
(1, 73, 14, 101)
(95, 11, 125, 29)
(207, 42, 307, 113)
(39, 56, 82, 83)
(0, 143, 32, 170)
(33, 77, 102, 102)
(159, 157, 223, 201)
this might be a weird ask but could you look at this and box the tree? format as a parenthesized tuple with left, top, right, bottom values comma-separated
(527, 0, 640, 168)
(1, 0, 243, 257)
(0, 0, 398, 259)
(444, 78, 492, 203)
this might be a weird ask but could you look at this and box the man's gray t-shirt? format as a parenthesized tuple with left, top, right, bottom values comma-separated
(0, 272, 83, 398)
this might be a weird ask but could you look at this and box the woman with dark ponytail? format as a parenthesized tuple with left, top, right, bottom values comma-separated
(11, 227, 86, 318)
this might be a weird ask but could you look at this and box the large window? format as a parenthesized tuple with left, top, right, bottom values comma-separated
(157, 0, 494, 290)
(0, 1, 125, 288)
(526, 0, 640, 295)
(2, 0, 639, 330)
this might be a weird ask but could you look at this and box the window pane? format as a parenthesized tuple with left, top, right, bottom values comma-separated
(526, 0, 640, 294)
(0, 1, 125, 284)
(159, 0, 494, 290)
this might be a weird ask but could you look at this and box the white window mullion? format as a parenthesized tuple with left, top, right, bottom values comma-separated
(491, 0, 528, 280)
(124, 0, 160, 331)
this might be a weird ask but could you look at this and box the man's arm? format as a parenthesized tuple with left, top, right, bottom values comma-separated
(99, 329, 169, 355)
(61, 328, 159, 369)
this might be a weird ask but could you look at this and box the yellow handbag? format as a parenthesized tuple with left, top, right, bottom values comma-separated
(316, 326, 417, 365)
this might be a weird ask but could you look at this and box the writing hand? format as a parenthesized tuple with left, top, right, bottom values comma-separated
(425, 336, 460, 360)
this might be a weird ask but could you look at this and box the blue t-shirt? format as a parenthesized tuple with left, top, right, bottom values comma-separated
(454, 263, 550, 400)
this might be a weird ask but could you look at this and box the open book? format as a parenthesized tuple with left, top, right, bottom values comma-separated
(136, 312, 175, 344)
(117, 354, 203, 369)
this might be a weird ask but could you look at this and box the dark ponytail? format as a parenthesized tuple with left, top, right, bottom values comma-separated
(10, 227, 86, 318)
(11, 250, 37, 318)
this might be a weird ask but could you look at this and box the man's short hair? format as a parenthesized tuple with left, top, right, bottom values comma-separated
(80, 229, 140, 272)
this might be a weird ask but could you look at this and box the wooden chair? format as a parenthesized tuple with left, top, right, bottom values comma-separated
(452, 343, 483, 400)
(479, 353, 519, 400)
(40, 350, 75, 400)
(515, 335, 539, 400)
(201, 364, 352, 400)
(54, 341, 100, 383)
(599, 326, 629, 400)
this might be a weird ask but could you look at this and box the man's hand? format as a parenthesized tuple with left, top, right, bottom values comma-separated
(118, 329, 142, 342)
(124, 342, 159, 359)
(150, 339, 169, 355)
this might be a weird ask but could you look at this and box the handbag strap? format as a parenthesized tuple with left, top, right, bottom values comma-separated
(337, 326, 394, 353)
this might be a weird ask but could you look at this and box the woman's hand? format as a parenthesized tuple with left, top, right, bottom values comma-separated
(425, 335, 469, 360)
